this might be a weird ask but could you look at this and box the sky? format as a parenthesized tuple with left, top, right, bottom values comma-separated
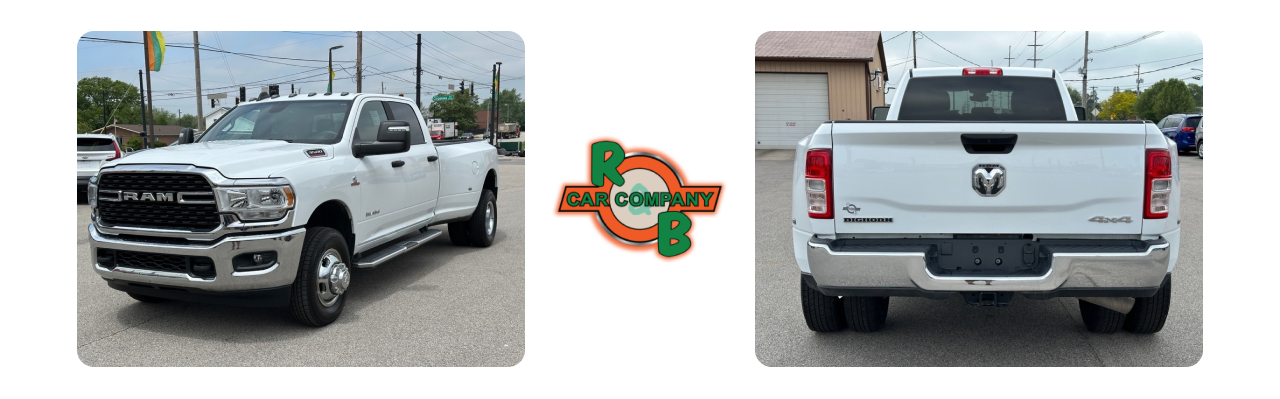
(77, 31, 525, 120)
(878, 31, 1203, 104)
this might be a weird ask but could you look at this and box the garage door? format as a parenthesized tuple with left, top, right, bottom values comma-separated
(755, 73, 829, 149)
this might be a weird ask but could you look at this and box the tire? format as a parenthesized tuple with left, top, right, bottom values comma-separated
(800, 278, 846, 332)
(466, 189, 497, 248)
(1078, 299, 1124, 333)
(127, 293, 166, 303)
(1197, 141, 1203, 159)
(1124, 274, 1172, 334)
(844, 296, 889, 332)
(447, 221, 470, 245)
(290, 227, 350, 327)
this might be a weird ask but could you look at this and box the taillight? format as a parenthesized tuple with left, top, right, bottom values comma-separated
(108, 141, 122, 161)
(963, 67, 1003, 76)
(805, 149, 833, 219)
(1181, 126, 1195, 132)
(1144, 148, 1172, 219)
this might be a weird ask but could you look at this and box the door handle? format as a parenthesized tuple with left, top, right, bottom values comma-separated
(427, 155, 439, 162)
(391, 160, 405, 168)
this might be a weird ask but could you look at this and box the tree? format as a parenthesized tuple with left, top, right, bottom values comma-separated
(1100, 91, 1138, 120)
(427, 89, 481, 131)
(1187, 83, 1202, 107)
(77, 77, 142, 132)
(176, 114, 198, 129)
(125, 137, 144, 151)
(1135, 79, 1196, 121)
(150, 108, 176, 126)
(480, 89, 525, 128)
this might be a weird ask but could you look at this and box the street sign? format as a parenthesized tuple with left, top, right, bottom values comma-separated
(207, 93, 227, 99)
(433, 95, 454, 101)
(1091, 108, 1100, 117)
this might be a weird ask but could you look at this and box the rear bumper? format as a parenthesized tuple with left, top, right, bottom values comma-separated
(803, 236, 1173, 298)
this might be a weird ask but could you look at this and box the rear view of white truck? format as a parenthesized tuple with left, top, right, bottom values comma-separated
(793, 67, 1180, 333)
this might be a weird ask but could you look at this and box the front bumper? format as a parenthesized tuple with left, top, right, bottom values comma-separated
(803, 236, 1173, 298)
(90, 224, 306, 293)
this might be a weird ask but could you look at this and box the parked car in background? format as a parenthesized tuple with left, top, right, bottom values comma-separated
(1156, 113, 1201, 154)
(1196, 116, 1204, 159)
(77, 133, 121, 198)
(461, 133, 474, 140)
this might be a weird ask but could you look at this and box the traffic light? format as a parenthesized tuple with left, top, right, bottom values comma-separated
(239, 87, 246, 102)
(268, 85, 279, 97)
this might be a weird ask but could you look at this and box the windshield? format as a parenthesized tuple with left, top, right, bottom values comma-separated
(899, 76, 1066, 121)
(198, 100, 353, 144)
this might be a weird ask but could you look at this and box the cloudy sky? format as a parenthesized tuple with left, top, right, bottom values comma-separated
(77, 31, 524, 118)
(879, 31, 1202, 103)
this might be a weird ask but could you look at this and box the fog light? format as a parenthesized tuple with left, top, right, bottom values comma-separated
(233, 251, 277, 272)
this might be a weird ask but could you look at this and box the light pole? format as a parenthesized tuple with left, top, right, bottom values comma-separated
(328, 45, 344, 94)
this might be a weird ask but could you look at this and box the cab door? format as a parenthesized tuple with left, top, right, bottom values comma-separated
(386, 101, 441, 222)
(350, 100, 408, 246)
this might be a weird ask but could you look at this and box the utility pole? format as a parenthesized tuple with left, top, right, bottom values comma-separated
(911, 31, 917, 69)
(1081, 31, 1089, 116)
(489, 64, 496, 147)
(382, 81, 385, 94)
(1004, 46, 1014, 67)
(142, 32, 155, 149)
(356, 31, 362, 93)
(193, 31, 205, 131)
(1027, 31, 1042, 68)
(1135, 64, 1143, 94)
(138, 70, 149, 149)
(415, 34, 422, 108)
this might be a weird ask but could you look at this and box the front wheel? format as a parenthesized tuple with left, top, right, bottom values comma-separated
(1197, 141, 1203, 159)
(290, 227, 350, 327)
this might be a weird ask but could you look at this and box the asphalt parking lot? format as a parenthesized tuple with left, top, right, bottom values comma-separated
(77, 162, 524, 367)
(755, 150, 1203, 367)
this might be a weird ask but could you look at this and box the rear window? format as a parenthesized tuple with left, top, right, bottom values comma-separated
(78, 137, 116, 151)
(898, 76, 1066, 121)
(1183, 117, 1200, 128)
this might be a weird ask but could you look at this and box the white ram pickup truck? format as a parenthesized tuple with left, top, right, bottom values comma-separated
(793, 67, 1180, 333)
(87, 93, 500, 326)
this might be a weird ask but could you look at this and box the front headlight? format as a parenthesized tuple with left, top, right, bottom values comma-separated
(215, 185, 295, 221)
(87, 175, 98, 208)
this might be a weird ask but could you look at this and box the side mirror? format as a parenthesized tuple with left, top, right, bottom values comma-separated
(1074, 106, 1087, 121)
(353, 121, 412, 158)
(872, 106, 890, 121)
(178, 128, 194, 144)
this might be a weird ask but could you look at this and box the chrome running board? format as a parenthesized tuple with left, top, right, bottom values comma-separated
(353, 229, 443, 269)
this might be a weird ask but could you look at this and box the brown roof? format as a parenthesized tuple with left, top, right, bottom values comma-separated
(756, 31, 880, 61)
(94, 124, 186, 136)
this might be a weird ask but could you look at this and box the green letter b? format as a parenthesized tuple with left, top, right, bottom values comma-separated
(658, 211, 692, 257)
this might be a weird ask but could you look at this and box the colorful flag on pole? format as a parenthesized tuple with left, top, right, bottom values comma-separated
(144, 31, 166, 71)
(328, 67, 335, 93)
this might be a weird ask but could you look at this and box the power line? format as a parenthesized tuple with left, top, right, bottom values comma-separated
(1083, 53, 1203, 72)
(1040, 32, 1083, 61)
(79, 36, 358, 63)
(1059, 31, 1163, 72)
(442, 32, 524, 58)
(883, 31, 907, 43)
(919, 32, 977, 66)
(486, 31, 524, 43)
(476, 31, 524, 53)
(1063, 58, 1201, 81)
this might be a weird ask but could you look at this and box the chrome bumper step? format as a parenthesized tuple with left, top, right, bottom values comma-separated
(353, 229, 443, 269)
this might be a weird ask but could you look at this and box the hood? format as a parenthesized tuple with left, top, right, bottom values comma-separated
(108, 140, 335, 178)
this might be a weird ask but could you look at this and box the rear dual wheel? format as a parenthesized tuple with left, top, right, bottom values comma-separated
(1078, 274, 1171, 334)
(801, 278, 888, 333)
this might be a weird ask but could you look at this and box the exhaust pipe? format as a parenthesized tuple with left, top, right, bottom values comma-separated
(1080, 297, 1135, 314)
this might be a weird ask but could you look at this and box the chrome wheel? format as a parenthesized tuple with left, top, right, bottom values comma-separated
(485, 202, 496, 237)
(315, 248, 349, 308)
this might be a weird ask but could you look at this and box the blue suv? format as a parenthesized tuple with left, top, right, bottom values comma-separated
(1156, 113, 1202, 154)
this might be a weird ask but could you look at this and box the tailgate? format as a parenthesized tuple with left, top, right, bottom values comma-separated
(828, 122, 1148, 235)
